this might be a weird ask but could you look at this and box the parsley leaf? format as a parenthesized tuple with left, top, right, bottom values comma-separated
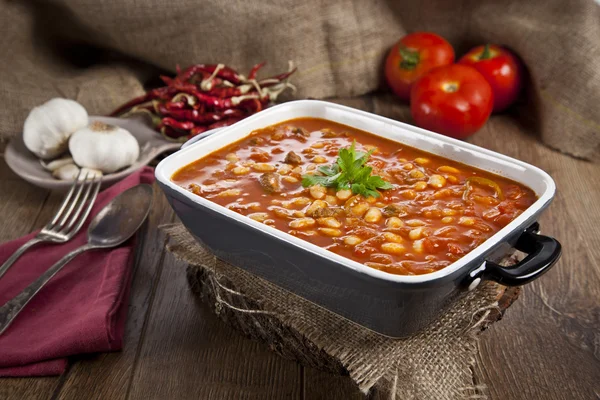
(301, 141, 393, 198)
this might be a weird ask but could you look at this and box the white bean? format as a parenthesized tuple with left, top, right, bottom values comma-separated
(414, 181, 428, 191)
(289, 197, 311, 207)
(343, 235, 363, 246)
(232, 166, 250, 175)
(364, 207, 383, 223)
(336, 189, 352, 200)
(438, 165, 460, 174)
(216, 189, 242, 197)
(381, 242, 405, 255)
(350, 202, 370, 217)
(247, 213, 269, 222)
(386, 217, 404, 228)
(428, 174, 447, 189)
(252, 163, 276, 172)
(325, 195, 338, 206)
(383, 232, 403, 243)
(405, 219, 426, 227)
(318, 227, 342, 237)
(306, 200, 328, 216)
(289, 217, 316, 229)
(409, 227, 425, 240)
(317, 217, 341, 228)
(413, 239, 424, 253)
(409, 169, 425, 179)
(278, 164, 292, 175)
(225, 153, 239, 163)
(459, 217, 476, 226)
(309, 185, 327, 199)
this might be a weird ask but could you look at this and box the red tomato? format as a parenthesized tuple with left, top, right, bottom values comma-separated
(410, 64, 493, 139)
(385, 32, 455, 101)
(459, 44, 523, 112)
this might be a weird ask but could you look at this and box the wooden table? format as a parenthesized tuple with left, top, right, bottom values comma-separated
(1, 95, 598, 400)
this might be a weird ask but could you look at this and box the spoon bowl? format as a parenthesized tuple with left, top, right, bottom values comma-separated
(88, 184, 154, 248)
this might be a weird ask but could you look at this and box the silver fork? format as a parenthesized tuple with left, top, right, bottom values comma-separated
(0, 171, 102, 280)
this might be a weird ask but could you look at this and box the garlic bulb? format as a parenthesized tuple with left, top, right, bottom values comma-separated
(23, 98, 88, 160)
(69, 121, 139, 173)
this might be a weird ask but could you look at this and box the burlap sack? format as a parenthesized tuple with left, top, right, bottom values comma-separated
(0, 0, 598, 160)
(163, 224, 521, 399)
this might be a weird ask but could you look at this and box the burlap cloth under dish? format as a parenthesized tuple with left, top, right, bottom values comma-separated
(1, 0, 599, 160)
(162, 224, 522, 399)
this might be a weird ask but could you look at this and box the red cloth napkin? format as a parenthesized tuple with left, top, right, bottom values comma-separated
(0, 167, 155, 377)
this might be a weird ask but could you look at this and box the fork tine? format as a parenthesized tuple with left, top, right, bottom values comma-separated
(64, 177, 102, 238)
(53, 171, 90, 231)
(47, 169, 85, 228)
(61, 175, 102, 236)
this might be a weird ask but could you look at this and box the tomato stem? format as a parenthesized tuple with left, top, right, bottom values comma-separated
(398, 47, 420, 70)
(479, 44, 491, 60)
(441, 82, 459, 93)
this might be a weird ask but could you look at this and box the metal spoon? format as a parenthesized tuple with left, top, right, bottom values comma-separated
(0, 184, 153, 335)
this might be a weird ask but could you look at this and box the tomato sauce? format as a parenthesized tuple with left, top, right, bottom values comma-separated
(172, 118, 537, 275)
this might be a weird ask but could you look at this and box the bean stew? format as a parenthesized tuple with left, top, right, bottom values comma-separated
(172, 118, 537, 275)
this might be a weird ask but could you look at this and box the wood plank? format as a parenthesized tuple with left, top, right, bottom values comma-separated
(0, 181, 49, 241)
(0, 377, 62, 400)
(126, 250, 303, 400)
(54, 185, 176, 400)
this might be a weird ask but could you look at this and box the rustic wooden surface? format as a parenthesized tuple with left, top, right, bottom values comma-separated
(0, 94, 598, 399)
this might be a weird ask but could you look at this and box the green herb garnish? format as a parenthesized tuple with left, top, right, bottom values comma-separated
(301, 141, 393, 198)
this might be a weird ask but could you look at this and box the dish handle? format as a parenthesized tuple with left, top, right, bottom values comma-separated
(465, 223, 561, 288)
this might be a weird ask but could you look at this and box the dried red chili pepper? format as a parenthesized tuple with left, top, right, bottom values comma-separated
(161, 117, 195, 131)
(244, 98, 264, 113)
(170, 84, 260, 109)
(160, 75, 174, 86)
(178, 64, 245, 85)
(160, 125, 190, 140)
(248, 62, 266, 80)
(165, 101, 187, 110)
(157, 103, 245, 124)
(111, 61, 296, 141)
(258, 67, 297, 87)
(205, 84, 253, 98)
